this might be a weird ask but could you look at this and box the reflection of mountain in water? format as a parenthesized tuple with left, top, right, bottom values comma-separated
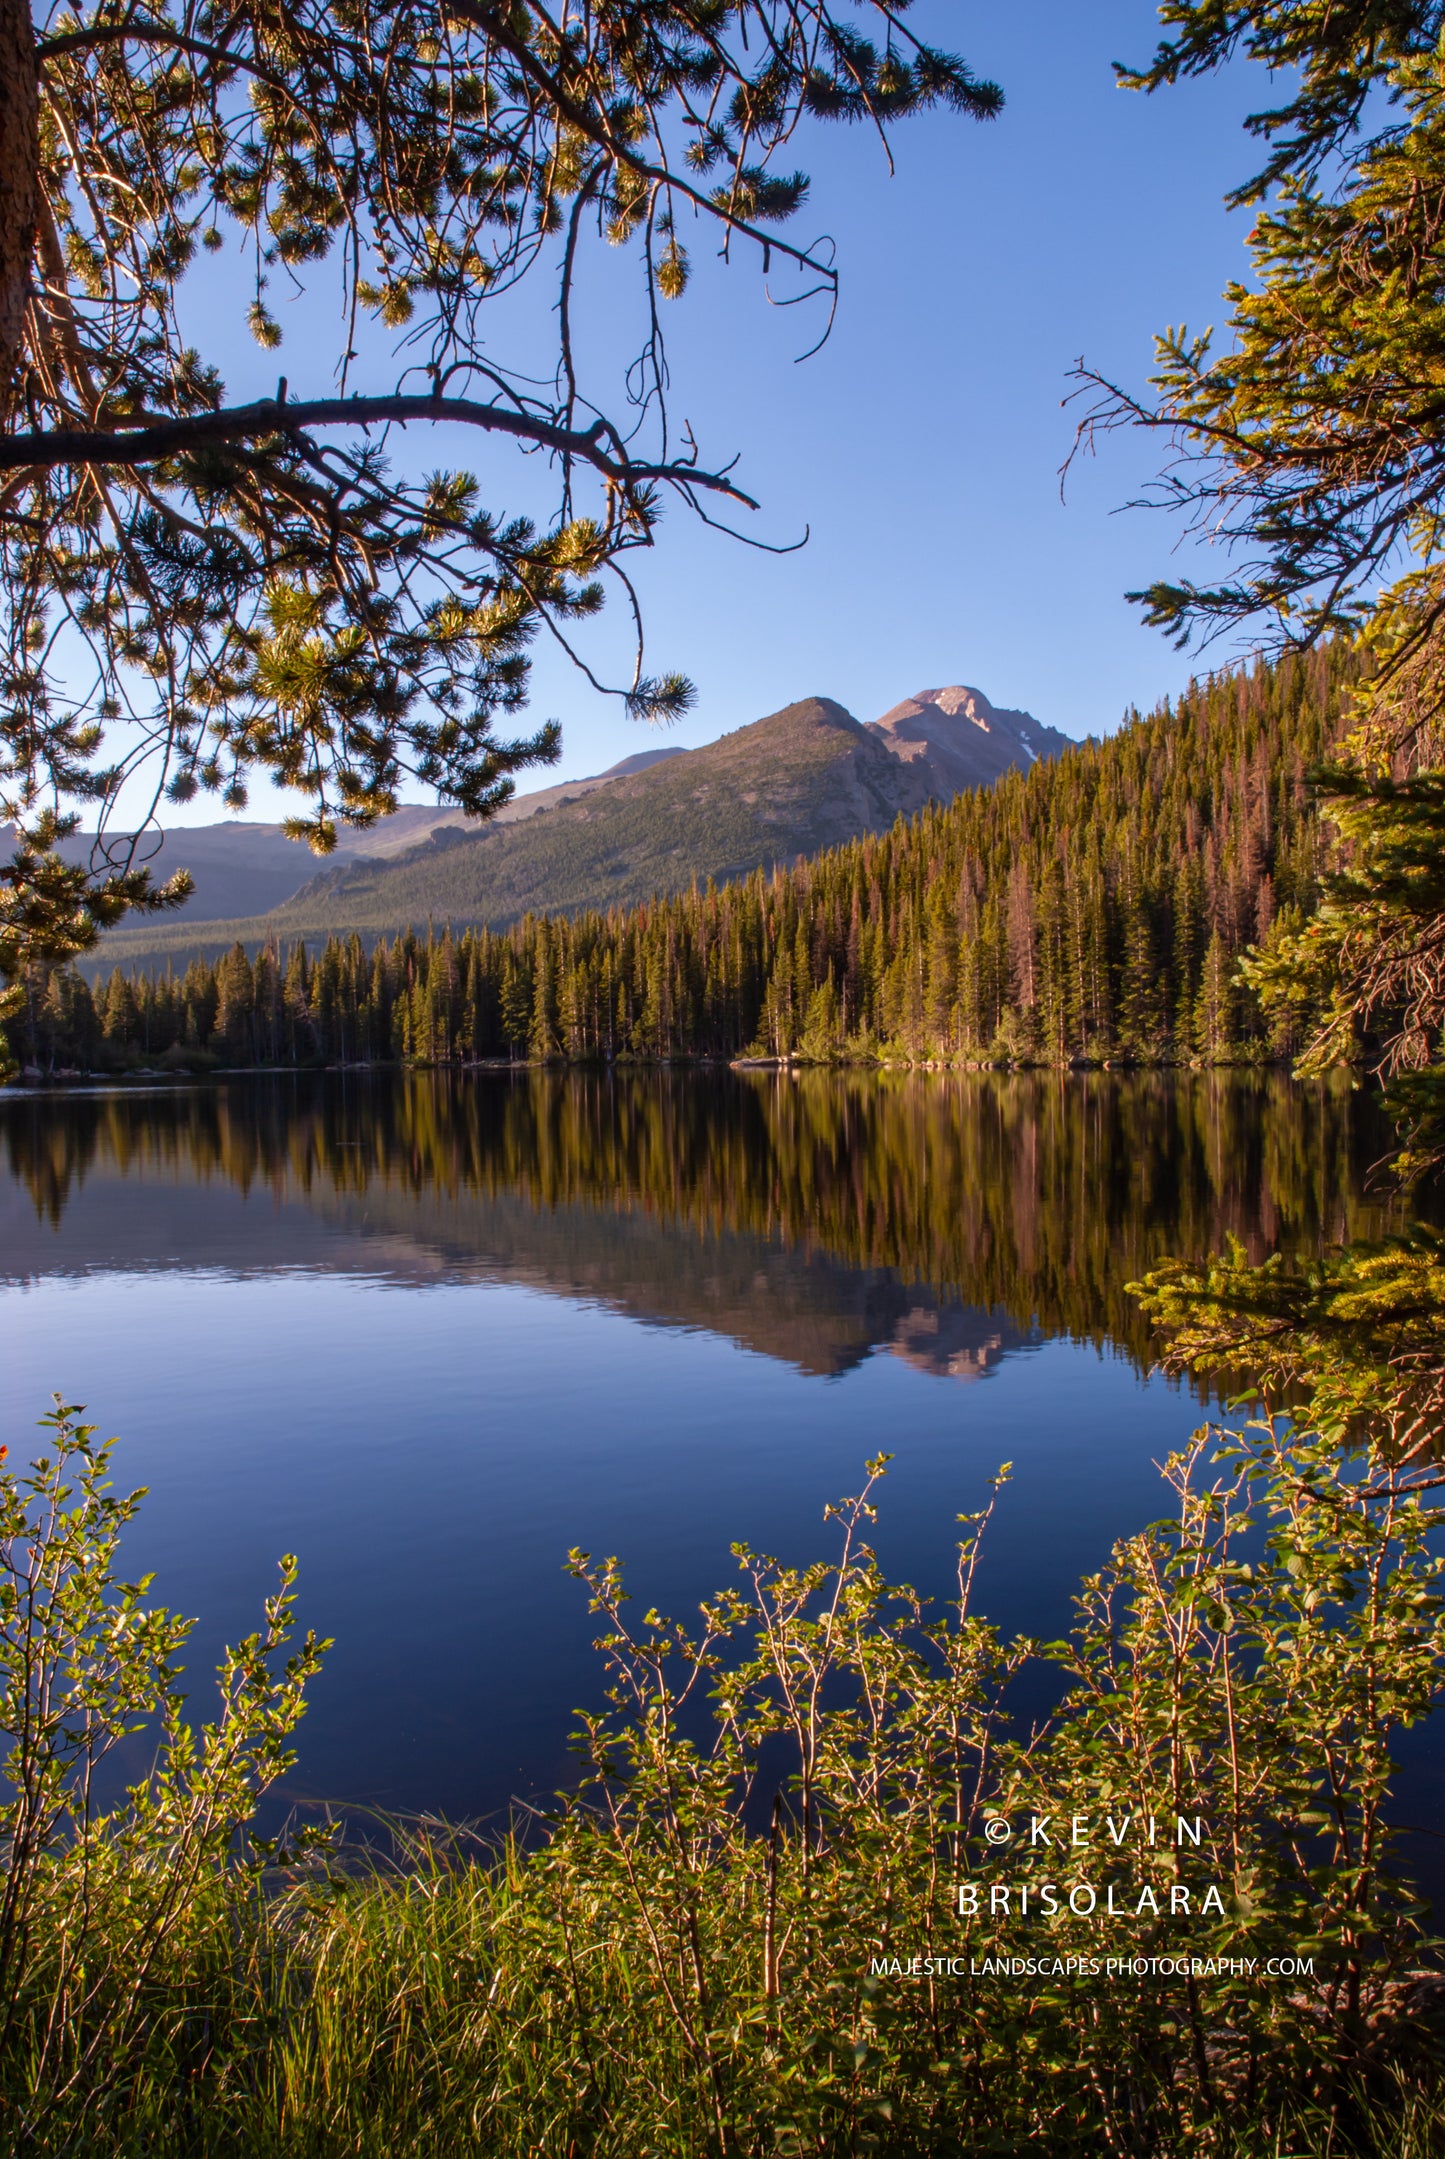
(0, 1067, 1401, 1384)
(888, 1303, 1039, 1381)
(325, 1189, 1047, 1380)
(0, 1158, 1038, 1381)
(305, 1180, 1045, 1380)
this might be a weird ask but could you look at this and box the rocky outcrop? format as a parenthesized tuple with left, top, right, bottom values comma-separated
(867, 685, 1072, 798)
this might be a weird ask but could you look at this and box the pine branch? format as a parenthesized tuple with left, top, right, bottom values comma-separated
(0, 393, 759, 502)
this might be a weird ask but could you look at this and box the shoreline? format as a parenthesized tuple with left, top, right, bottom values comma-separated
(1, 1048, 1313, 1094)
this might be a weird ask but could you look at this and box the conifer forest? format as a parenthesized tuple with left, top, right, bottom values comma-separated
(8, 647, 1350, 1076)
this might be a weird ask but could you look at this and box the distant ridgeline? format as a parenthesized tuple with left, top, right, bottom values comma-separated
(13, 646, 1351, 1072)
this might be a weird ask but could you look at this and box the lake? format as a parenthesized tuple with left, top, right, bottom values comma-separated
(0, 1068, 1420, 1839)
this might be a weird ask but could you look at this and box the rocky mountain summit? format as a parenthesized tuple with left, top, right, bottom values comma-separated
(867, 685, 1072, 796)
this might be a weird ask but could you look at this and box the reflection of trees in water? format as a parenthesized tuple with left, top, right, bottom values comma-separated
(0, 1071, 1400, 1363)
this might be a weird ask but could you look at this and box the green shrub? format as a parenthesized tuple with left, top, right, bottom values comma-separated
(0, 1403, 327, 2149)
(2, 1397, 1443, 2154)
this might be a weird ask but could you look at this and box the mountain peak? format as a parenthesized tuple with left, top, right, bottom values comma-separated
(882, 684, 998, 725)
(86, 678, 1073, 967)
(867, 684, 1071, 796)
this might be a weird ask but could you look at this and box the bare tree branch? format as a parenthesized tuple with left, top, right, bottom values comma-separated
(0, 392, 759, 501)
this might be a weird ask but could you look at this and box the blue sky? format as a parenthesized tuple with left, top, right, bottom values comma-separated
(557, 0, 1264, 759)
(143, 0, 1272, 819)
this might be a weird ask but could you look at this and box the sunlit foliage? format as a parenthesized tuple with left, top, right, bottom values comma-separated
(0, 0, 998, 983)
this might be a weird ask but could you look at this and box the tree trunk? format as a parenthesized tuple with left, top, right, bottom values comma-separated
(0, 0, 38, 422)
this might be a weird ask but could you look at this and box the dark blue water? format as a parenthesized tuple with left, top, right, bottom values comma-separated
(0, 1068, 1411, 1835)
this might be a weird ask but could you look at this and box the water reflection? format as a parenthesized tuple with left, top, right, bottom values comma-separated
(0, 1067, 1399, 1382)
(0, 1068, 1416, 1824)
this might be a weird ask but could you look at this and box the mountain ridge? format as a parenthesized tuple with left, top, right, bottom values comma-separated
(86, 685, 1070, 971)
(32, 745, 691, 925)
(21, 646, 1352, 1075)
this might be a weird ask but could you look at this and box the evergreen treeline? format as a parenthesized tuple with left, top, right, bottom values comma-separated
(10, 648, 1351, 1074)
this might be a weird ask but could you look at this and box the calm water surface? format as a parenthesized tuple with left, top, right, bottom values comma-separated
(0, 1069, 1412, 1830)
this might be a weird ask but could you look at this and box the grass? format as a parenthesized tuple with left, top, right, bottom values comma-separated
(4, 1410, 1445, 2155)
(22, 1827, 1445, 2159)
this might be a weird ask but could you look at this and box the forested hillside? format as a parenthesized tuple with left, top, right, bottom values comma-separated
(91, 691, 1065, 971)
(10, 647, 1352, 1072)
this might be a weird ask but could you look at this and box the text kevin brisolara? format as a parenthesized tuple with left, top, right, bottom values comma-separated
(959, 1812, 1229, 1922)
